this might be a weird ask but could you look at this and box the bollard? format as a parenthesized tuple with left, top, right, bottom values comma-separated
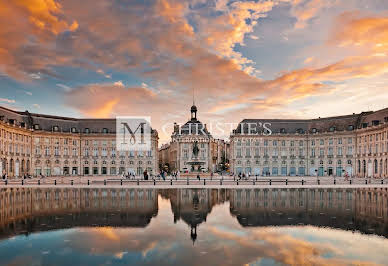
(381, 179, 384, 185)
(253, 180, 255, 185)
(154, 179, 156, 186)
(137, 180, 139, 186)
(234, 176, 235, 181)
(269, 179, 272, 186)
(171, 179, 172, 186)
(187, 178, 189, 186)
(71, 180, 73, 186)
(104, 180, 106, 186)
(88, 179, 90, 185)
(204, 179, 206, 185)
(121, 179, 123, 186)
(237, 180, 239, 185)
(334, 179, 336, 185)
(256, 176, 257, 181)
(318, 179, 320, 185)
(302, 180, 304, 186)
(350, 179, 352, 185)
(365, 179, 368, 185)
(22, 179, 24, 185)
(286, 179, 288, 185)
(55, 180, 56, 186)
(38, 180, 40, 185)
(220, 179, 222, 185)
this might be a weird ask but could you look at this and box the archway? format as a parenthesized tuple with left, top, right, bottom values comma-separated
(15, 159, 20, 177)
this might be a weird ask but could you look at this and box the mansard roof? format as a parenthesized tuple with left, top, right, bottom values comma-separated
(234, 107, 388, 134)
(0, 106, 158, 136)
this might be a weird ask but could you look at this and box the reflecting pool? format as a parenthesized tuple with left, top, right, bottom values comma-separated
(0, 187, 387, 265)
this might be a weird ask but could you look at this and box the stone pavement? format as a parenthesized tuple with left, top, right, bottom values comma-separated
(1, 175, 387, 189)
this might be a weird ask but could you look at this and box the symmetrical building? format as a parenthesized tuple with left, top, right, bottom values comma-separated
(230, 108, 388, 178)
(0, 106, 158, 178)
(1, 104, 388, 178)
(158, 104, 226, 173)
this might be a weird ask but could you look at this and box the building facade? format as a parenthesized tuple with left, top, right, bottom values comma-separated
(0, 106, 159, 178)
(230, 108, 388, 178)
(159, 105, 225, 173)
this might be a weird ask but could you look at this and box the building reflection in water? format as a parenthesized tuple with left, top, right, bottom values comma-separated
(0, 188, 158, 238)
(0, 187, 387, 239)
(230, 188, 388, 237)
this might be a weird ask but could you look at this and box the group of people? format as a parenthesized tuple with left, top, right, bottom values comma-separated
(2, 173, 34, 179)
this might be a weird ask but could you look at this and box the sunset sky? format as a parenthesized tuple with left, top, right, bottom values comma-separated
(0, 0, 387, 143)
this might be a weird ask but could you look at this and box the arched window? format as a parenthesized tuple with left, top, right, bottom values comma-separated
(374, 159, 378, 174)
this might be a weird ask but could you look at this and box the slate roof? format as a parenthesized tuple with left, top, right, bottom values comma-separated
(234, 108, 388, 134)
(0, 106, 158, 135)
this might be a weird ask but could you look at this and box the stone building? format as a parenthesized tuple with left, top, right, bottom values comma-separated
(230, 108, 388, 178)
(0, 106, 159, 178)
(158, 104, 224, 173)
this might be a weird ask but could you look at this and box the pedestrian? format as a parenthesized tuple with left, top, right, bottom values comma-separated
(161, 170, 166, 181)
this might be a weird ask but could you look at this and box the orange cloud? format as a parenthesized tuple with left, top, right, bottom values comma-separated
(329, 11, 388, 54)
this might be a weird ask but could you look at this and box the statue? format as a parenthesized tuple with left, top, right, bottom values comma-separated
(192, 141, 199, 157)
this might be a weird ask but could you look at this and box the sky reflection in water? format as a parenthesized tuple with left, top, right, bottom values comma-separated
(0, 188, 387, 266)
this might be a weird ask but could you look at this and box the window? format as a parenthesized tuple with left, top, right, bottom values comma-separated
(102, 128, 109, 133)
(54, 147, 59, 156)
(84, 128, 90, 134)
(71, 127, 77, 133)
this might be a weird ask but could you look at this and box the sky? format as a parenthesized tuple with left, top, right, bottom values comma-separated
(0, 0, 388, 144)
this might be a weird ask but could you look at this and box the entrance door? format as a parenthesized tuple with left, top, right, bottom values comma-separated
(318, 167, 324, 176)
(328, 167, 333, 176)
(367, 162, 373, 177)
(15, 160, 20, 177)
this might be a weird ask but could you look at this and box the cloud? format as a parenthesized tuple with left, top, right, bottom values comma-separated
(1, 0, 387, 135)
(0, 98, 16, 104)
(113, 80, 124, 87)
(96, 69, 112, 79)
(65, 82, 161, 118)
(291, 0, 335, 29)
(328, 11, 388, 54)
(33, 103, 41, 109)
(249, 35, 260, 40)
(56, 83, 72, 92)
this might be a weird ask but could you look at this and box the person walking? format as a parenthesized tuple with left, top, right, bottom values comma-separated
(161, 170, 166, 181)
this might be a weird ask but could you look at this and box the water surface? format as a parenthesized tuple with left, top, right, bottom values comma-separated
(0, 187, 387, 265)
